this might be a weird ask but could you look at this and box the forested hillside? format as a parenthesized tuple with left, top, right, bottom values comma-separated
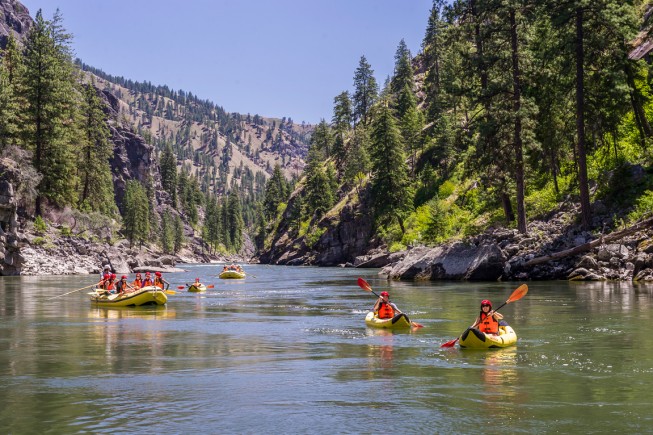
(0, 1, 311, 273)
(260, 0, 653, 268)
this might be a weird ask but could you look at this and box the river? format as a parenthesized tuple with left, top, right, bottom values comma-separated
(1, 265, 652, 434)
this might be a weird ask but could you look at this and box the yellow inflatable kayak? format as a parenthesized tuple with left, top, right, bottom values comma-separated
(458, 325, 517, 349)
(89, 286, 167, 307)
(188, 283, 207, 292)
(364, 312, 413, 329)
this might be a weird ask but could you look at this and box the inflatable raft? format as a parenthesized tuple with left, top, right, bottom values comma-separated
(188, 283, 207, 292)
(89, 286, 167, 307)
(219, 270, 246, 279)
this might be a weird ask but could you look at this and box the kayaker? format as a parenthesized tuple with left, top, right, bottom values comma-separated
(473, 299, 504, 335)
(373, 291, 402, 319)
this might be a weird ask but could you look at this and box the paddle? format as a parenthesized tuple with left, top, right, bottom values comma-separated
(48, 283, 98, 300)
(440, 284, 528, 348)
(356, 278, 424, 328)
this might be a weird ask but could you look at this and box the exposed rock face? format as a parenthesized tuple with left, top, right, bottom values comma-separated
(260, 187, 378, 266)
(0, 0, 31, 49)
(0, 157, 22, 275)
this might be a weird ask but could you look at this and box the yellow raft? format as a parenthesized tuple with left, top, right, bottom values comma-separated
(458, 325, 517, 349)
(364, 312, 413, 329)
(188, 283, 207, 292)
(219, 270, 246, 279)
(89, 286, 167, 307)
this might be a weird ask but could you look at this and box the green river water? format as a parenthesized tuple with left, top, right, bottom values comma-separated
(1, 265, 652, 434)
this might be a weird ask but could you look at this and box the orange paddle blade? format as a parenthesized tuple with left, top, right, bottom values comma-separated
(507, 284, 528, 303)
(411, 321, 424, 329)
(207, 285, 214, 289)
(357, 277, 373, 292)
(177, 286, 185, 289)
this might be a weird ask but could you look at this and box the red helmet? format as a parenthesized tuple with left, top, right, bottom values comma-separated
(195, 278, 200, 282)
(103, 274, 110, 280)
(380, 291, 389, 297)
(145, 272, 151, 276)
(155, 271, 162, 277)
(136, 273, 142, 277)
(110, 273, 116, 279)
(121, 275, 127, 279)
(481, 299, 492, 308)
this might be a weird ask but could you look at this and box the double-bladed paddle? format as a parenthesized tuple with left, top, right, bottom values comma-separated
(357, 278, 424, 328)
(440, 284, 528, 348)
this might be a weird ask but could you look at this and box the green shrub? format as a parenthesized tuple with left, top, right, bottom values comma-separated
(389, 241, 406, 253)
(34, 216, 46, 234)
(628, 190, 653, 223)
(305, 226, 326, 248)
(33, 236, 46, 246)
(60, 225, 72, 237)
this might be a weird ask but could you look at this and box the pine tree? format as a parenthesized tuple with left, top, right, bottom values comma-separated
(23, 9, 79, 215)
(160, 144, 178, 206)
(0, 35, 23, 149)
(77, 80, 116, 216)
(160, 210, 174, 254)
(369, 102, 413, 233)
(343, 124, 371, 190)
(352, 55, 379, 126)
(302, 146, 334, 220)
(122, 180, 150, 247)
(227, 191, 244, 252)
(263, 165, 288, 219)
(173, 214, 184, 254)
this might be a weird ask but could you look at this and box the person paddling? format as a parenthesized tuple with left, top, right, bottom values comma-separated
(473, 299, 505, 335)
(373, 291, 402, 319)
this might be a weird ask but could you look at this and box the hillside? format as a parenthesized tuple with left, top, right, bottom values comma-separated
(79, 63, 311, 193)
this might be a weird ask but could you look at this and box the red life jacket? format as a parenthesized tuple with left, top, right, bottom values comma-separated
(377, 302, 395, 319)
(478, 312, 499, 334)
(154, 278, 164, 289)
(132, 279, 142, 289)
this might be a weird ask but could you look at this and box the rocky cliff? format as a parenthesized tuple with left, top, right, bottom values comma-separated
(0, 0, 31, 49)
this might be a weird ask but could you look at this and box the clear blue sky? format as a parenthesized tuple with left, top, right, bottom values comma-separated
(22, 0, 433, 124)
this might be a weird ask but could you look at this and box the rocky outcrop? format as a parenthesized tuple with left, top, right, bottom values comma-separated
(0, 0, 31, 49)
(381, 243, 506, 281)
(0, 157, 22, 275)
(375, 203, 653, 282)
(260, 186, 379, 266)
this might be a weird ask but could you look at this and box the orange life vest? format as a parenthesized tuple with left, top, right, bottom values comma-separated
(143, 278, 153, 287)
(478, 313, 499, 334)
(154, 278, 164, 289)
(105, 281, 115, 291)
(377, 302, 395, 319)
(132, 279, 142, 289)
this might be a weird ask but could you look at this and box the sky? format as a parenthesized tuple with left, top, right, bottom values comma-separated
(21, 0, 433, 125)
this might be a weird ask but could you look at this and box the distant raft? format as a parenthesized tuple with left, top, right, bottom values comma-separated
(89, 286, 167, 307)
(458, 325, 517, 349)
(219, 270, 246, 279)
(364, 311, 413, 329)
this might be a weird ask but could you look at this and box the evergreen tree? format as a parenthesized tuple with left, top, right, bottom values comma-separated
(23, 9, 79, 215)
(303, 146, 334, 220)
(369, 102, 413, 233)
(343, 124, 371, 189)
(173, 214, 184, 254)
(227, 191, 244, 252)
(310, 120, 334, 157)
(160, 144, 178, 207)
(331, 91, 352, 174)
(77, 80, 116, 216)
(122, 180, 150, 247)
(160, 210, 174, 254)
(352, 55, 378, 126)
(0, 35, 23, 149)
(262, 165, 288, 219)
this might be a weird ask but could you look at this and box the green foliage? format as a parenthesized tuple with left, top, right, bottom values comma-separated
(59, 225, 71, 237)
(628, 190, 653, 223)
(305, 226, 326, 248)
(32, 236, 46, 246)
(388, 242, 406, 253)
(122, 180, 150, 247)
(34, 215, 46, 234)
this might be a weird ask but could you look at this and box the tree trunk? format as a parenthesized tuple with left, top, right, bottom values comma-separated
(501, 192, 515, 223)
(575, 7, 592, 230)
(510, 8, 527, 234)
